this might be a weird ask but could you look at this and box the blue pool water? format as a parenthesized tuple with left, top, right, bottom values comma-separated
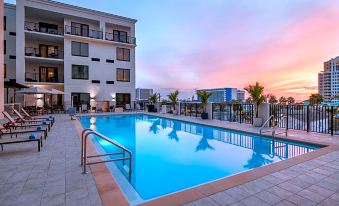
(80, 114, 319, 201)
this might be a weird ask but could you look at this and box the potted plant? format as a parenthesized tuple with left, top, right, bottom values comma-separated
(168, 90, 179, 114)
(244, 82, 266, 127)
(197, 90, 212, 119)
(148, 93, 159, 112)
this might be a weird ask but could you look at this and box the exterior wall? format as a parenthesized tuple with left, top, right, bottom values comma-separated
(0, 0, 4, 115)
(10, 0, 136, 109)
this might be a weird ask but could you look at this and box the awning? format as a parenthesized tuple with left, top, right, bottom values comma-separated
(16, 87, 51, 94)
(4, 80, 29, 89)
(48, 88, 65, 95)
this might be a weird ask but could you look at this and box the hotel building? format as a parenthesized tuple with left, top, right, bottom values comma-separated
(4, 0, 136, 110)
(318, 57, 339, 103)
(197, 88, 245, 103)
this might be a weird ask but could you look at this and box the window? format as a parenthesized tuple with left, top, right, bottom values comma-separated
(117, 68, 130, 82)
(106, 59, 114, 63)
(71, 93, 90, 111)
(71, 41, 88, 57)
(116, 48, 130, 61)
(106, 81, 114, 84)
(9, 55, 16, 59)
(39, 44, 58, 58)
(9, 32, 16, 36)
(4, 16, 6, 30)
(116, 93, 131, 107)
(39, 67, 59, 82)
(91, 80, 100, 84)
(72, 65, 89, 80)
(71, 22, 89, 37)
(91, 58, 100, 62)
(39, 22, 59, 34)
(113, 30, 128, 43)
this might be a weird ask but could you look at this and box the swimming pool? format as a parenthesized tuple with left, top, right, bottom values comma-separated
(79, 114, 319, 203)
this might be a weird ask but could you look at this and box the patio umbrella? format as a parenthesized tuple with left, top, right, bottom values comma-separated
(16, 87, 52, 94)
(48, 88, 65, 95)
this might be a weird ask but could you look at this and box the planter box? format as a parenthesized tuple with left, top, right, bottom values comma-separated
(253, 117, 263, 127)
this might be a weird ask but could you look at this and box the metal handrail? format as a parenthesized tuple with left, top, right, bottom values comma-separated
(259, 115, 274, 135)
(260, 115, 288, 137)
(81, 129, 132, 180)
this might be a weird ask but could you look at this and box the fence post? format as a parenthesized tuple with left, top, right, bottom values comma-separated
(331, 106, 334, 136)
(212, 103, 214, 119)
(229, 104, 232, 122)
(306, 105, 310, 132)
(286, 105, 289, 130)
(239, 104, 242, 124)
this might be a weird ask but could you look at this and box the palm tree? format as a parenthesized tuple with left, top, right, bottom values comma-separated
(197, 90, 212, 119)
(149, 119, 161, 134)
(149, 93, 159, 105)
(168, 90, 179, 112)
(309, 94, 323, 105)
(244, 82, 266, 118)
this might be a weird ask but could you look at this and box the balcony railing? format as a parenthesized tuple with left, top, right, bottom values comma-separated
(64, 25, 103, 39)
(25, 47, 64, 59)
(24, 21, 64, 36)
(25, 72, 64, 83)
(105, 32, 136, 44)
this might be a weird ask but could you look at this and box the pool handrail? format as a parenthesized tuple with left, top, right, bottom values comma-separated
(81, 128, 133, 181)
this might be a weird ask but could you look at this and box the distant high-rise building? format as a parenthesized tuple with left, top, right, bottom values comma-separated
(318, 57, 339, 103)
(197, 88, 245, 103)
(136, 88, 153, 101)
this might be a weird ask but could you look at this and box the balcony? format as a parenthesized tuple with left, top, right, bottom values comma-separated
(105, 32, 136, 45)
(25, 47, 64, 59)
(64, 25, 103, 40)
(24, 21, 64, 36)
(25, 72, 64, 84)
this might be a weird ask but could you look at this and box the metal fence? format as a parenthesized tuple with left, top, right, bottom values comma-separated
(180, 102, 203, 117)
(212, 103, 254, 124)
(270, 104, 339, 135)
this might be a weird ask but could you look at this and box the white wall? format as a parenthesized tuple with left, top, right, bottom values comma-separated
(4, 3, 16, 81)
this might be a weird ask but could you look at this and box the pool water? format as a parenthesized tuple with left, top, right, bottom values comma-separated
(80, 114, 319, 201)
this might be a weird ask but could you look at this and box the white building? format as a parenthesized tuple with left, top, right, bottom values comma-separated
(318, 57, 339, 103)
(4, 0, 137, 110)
(135, 88, 153, 101)
(0, 0, 4, 115)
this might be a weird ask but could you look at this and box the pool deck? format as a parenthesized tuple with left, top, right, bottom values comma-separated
(0, 112, 339, 206)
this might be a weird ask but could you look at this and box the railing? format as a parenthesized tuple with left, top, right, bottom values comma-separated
(180, 102, 203, 117)
(65, 25, 103, 39)
(81, 129, 133, 180)
(24, 21, 64, 36)
(105, 32, 136, 44)
(260, 115, 288, 137)
(25, 47, 64, 59)
(25, 72, 64, 83)
(212, 103, 254, 124)
(270, 104, 339, 135)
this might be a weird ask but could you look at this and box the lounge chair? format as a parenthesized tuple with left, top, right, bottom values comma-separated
(0, 124, 48, 139)
(13, 109, 53, 127)
(21, 108, 55, 124)
(125, 104, 132, 111)
(2, 111, 51, 131)
(0, 134, 43, 152)
(96, 104, 103, 113)
(81, 104, 88, 113)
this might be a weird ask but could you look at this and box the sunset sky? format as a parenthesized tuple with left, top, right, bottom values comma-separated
(6, 0, 339, 100)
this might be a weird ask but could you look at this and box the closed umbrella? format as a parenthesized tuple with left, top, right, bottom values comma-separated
(16, 87, 52, 94)
(48, 88, 65, 95)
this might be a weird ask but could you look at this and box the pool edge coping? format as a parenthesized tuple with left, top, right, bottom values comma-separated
(74, 112, 339, 206)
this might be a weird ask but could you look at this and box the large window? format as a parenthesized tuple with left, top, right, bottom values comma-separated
(39, 44, 58, 58)
(113, 30, 127, 43)
(71, 22, 89, 37)
(116, 47, 130, 61)
(117, 68, 130, 82)
(71, 41, 88, 57)
(39, 67, 59, 83)
(72, 65, 89, 80)
(116, 93, 131, 107)
(71, 93, 90, 112)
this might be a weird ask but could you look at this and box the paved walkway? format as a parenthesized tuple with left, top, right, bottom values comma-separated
(0, 115, 102, 206)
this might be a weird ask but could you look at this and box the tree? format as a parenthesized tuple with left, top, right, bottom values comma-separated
(149, 93, 159, 104)
(245, 97, 252, 103)
(287, 97, 295, 105)
(309, 94, 323, 105)
(244, 82, 266, 118)
(168, 90, 179, 111)
(196, 90, 212, 113)
(279, 96, 287, 105)
(267, 94, 278, 104)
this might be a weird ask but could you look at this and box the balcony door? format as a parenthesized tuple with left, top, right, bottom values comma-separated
(39, 44, 58, 58)
(39, 67, 58, 83)
(71, 22, 89, 37)
(113, 30, 127, 43)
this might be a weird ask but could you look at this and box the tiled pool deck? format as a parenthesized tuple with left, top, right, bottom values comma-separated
(1, 113, 339, 206)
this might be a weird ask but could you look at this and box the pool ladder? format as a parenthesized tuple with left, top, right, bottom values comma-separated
(260, 115, 288, 137)
(81, 128, 133, 181)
